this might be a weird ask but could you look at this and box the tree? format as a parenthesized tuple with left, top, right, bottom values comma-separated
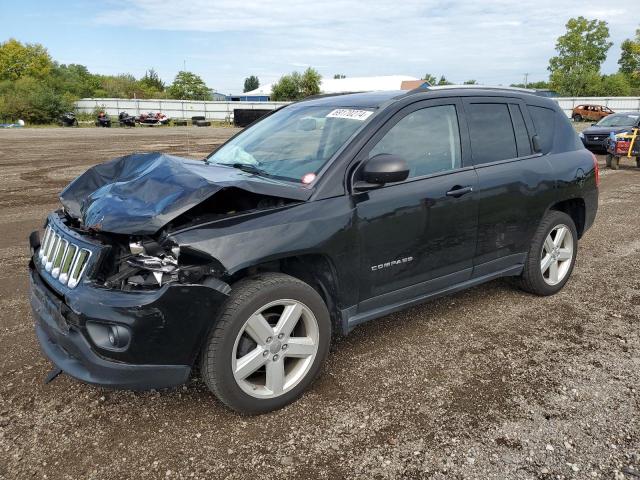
(167, 71, 211, 100)
(270, 68, 322, 101)
(0, 77, 74, 123)
(437, 75, 452, 85)
(548, 17, 612, 96)
(333, 74, 346, 79)
(300, 67, 322, 97)
(140, 69, 165, 91)
(423, 74, 437, 85)
(618, 28, 640, 88)
(599, 73, 632, 96)
(0, 38, 52, 81)
(463, 79, 478, 85)
(549, 17, 612, 73)
(243, 75, 260, 92)
(510, 80, 551, 90)
(271, 72, 302, 101)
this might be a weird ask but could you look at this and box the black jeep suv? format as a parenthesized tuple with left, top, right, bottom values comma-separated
(29, 86, 598, 414)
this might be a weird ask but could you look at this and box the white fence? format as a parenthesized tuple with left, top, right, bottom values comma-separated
(76, 96, 640, 121)
(555, 97, 640, 117)
(74, 98, 290, 121)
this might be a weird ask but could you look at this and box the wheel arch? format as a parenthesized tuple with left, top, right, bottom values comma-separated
(549, 197, 586, 238)
(227, 253, 344, 335)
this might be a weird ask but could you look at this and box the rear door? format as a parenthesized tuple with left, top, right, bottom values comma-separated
(353, 98, 479, 306)
(462, 97, 557, 277)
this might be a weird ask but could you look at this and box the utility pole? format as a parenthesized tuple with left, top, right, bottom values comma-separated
(523, 73, 529, 88)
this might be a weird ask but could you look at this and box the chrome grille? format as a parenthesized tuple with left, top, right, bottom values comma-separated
(38, 224, 92, 288)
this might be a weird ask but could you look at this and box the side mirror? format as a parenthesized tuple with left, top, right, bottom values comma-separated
(355, 154, 410, 191)
(591, 123, 596, 127)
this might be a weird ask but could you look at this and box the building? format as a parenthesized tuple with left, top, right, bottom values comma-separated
(232, 75, 421, 101)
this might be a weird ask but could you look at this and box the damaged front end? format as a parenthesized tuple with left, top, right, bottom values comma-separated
(29, 151, 310, 389)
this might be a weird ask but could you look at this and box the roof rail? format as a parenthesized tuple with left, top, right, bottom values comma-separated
(406, 84, 538, 95)
(303, 91, 365, 100)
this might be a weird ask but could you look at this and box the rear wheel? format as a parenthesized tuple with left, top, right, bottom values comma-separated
(636, 157, 640, 168)
(517, 211, 577, 296)
(200, 273, 331, 414)
(573, 114, 582, 122)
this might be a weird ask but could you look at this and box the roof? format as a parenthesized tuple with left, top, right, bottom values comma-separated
(244, 75, 419, 96)
(295, 85, 548, 109)
(295, 91, 405, 108)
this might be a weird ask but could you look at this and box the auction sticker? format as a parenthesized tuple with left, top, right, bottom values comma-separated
(326, 109, 373, 121)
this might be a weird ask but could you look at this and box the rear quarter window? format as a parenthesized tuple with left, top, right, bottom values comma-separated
(528, 105, 555, 153)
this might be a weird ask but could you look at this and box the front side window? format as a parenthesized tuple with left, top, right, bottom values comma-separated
(369, 105, 462, 178)
(467, 103, 518, 164)
(207, 105, 374, 182)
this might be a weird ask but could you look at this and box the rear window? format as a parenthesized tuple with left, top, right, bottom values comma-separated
(467, 103, 517, 164)
(528, 105, 555, 153)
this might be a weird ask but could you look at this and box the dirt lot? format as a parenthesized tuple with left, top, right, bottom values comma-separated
(0, 127, 638, 480)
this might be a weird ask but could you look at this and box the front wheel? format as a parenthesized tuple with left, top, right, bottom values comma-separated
(200, 273, 331, 414)
(572, 114, 582, 122)
(517, 211, 578, 296)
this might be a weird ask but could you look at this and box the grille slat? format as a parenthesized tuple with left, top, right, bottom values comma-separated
(39, 224, 91, 289)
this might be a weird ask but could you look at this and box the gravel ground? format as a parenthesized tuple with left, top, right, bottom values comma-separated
(0, 126, 638, 480)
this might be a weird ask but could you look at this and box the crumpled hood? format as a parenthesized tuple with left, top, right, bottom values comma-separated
(60, 152, 311, 235)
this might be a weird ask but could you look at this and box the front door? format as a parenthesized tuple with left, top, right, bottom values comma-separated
(352, 99, 479, 308)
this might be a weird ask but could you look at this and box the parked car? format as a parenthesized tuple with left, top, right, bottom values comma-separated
(29, 87, 598, 414)
(571, 104, 614, 122)
(580, 112, 640, 152)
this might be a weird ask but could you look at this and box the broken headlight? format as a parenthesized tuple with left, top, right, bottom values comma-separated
(125, 253, 178, 287)
(104, 241, 223, 290)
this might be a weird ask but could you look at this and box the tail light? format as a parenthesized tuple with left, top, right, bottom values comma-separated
(592, 153, 600, 188)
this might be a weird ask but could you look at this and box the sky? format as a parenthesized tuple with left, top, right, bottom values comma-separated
(1, 1, 637, 94)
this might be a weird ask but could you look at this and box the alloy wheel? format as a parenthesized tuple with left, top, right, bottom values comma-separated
(540, 224, 574, 286)
(231, 299, 319, 399)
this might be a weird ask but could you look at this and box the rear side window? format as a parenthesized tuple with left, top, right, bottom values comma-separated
(528, 105, 555, 153)
(466, 103, 517, 164)
(509, 104, 532, 157)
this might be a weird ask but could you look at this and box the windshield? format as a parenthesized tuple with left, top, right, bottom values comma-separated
(596, 113, 639, 127)
(207, 105, 374, 182)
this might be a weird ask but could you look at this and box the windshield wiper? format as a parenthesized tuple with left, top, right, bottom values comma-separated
(216, 162, 270, 177)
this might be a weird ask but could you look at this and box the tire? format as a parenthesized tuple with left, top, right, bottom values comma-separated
(516, 211, 578, 296)
(610, 156, 619, 170)
(606, 154, 613, 168)
(635, 157, 640, 168)
(200, 273, 331, 414)
(573, 114, 582, 122)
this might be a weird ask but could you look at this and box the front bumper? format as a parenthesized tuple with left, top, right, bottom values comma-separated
(29, 253, 229, 390)
(582, 138, 607, 151)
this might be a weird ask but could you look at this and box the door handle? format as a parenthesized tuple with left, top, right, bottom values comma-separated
(446, 185, 473, 198)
